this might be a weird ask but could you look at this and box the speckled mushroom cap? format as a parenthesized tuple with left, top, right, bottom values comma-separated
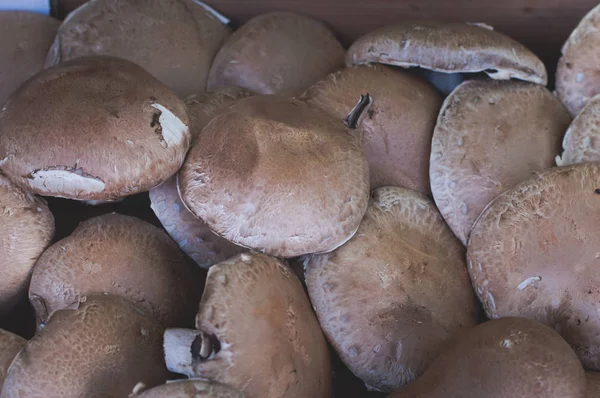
(300, 64, 442, 193)
(346, 21, 547, 85)
(178, 95, 370, 258)
(131, 379, 244, 398)
(0, 12, 59, 107)
(0, 295, 169, 398)
(388, 317, 586, 398)
(430, 80, 571, 245)
(207, 12, 345, 96)
(587, 372, 600, 398)
(0, 174, 54, 317)
(163, 253, 332, 397)
(557, 95, 600, 166)
(305, 186, 479, 392)
(0, 56, 190, 201)
(45, 0, 231, 98)
(0, 329, 26, 392)
(28, 213, 203, 329)
(467, 163, 600, 370)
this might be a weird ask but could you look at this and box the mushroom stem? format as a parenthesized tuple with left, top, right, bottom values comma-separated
(164, 328, 219, 377)
(343, 93, 373, 129)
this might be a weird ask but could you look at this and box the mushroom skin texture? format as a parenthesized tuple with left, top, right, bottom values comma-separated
(0, 174, 54, 317)
(0, 56, 191, 201)
(300, 64, 442, 193)
(388, 317, 586, 398)
(0, 295, 169, 398)
(45, 0, 232, 98)
(207, 12, 345, 96)
(587, 372, 600, 398)
(130, 379, 244, 398)
(467, 163, 600, 370)
(346, 21, 547, 85)
(0, 12, 59, 106)
(29, 213, 203, 329)
(0, 329, 26, 391)
(164, 253, 332, 398)
(305, 186, 479, 392)
(557, 95, 600, 166)
(178, 95, 370, 258)
(430, 80, 571, 245)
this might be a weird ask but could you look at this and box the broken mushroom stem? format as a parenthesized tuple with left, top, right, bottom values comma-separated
(164, 328, 220, 377)
(343, 93, 373, 129)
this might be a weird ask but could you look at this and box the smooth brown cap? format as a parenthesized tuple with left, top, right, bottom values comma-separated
(431, 80, 571, 244)
(557, 95, 600, 166)
(0, 174, 54, 316)
(389, 317, 586, 398)
(0, 12, 59, 106)
(346, 21, 547, 85)
(29, 213, 203, 329)
(0, 56, 190, 201)
(305, 186, 479, 392)
(467, 163, 600, 370)
(131, 379, 244, 398)
(45, 0, 231, 98)
(207, 12, 345, 96)
(300, 64, 442, 193)
(587, 372, 600, 398)
(178, 95, 370, 257)
(0, 329, 26, 392)
(0, 295, 169, 398)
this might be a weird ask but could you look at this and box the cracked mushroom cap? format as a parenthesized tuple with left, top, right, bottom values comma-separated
(0, 174, 54, 316)
(467, 163, 600, 370)
(587, 372, 600, 398)
(430, 80, 571, 245)
(0, 329, 26, 391)
(178, 95, 370, 258)
(45, 0, 231, 98)
(131, 379, 244, 398)
(0, 12, 59, 107)
(305, 186, 479, 392)
(388, 317, 586, 398)
(0, 56, 190, 201)
(0, 295, 169, 398)
(346, 21, 547, 85)
(163, 253, 332, 397)
(29, 213, 203, 329)
(207, 12, 345, 96)
(557, 95, 600, 166)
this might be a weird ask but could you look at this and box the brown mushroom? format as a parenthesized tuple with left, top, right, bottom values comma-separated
(430, 80, 571, 244)
(164, 253, 332, 397)
(207, 12, 344, 96)
(0, 329, 26, 391)
(556, 94, 600, 166)
(299, 64, 442, 193)
(130, 379, 244, 398)
(467, 162, 600, 370)
(305, 186, 479, 392)
(388, 317, 586, 398)
(587, 372, 600, 398)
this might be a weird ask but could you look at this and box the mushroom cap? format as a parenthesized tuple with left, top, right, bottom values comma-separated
(29, 213, 203, 329)
(430, 80, 571, 244)
(587, 372, 600, 398)
(0, 329, 26, 391)
(45, 0, 231, 98)
(556, 4, 600, 116)
(0, 295, 169, 398)
(389, 317, 586, 398)
(346, 21, 547, 85)
(0, 12, 59, 107)
(0, 56, 190, 201)
(305, 186, 479, 392)
(557, 95, 600, 166)
(131, 379, 244, 398)
(0, 174, 54, 316)
(300, 64, 442, 193)
(467, 163, 600, 370)
(207, 12, 344, 96)
(178, 95, 370, 257)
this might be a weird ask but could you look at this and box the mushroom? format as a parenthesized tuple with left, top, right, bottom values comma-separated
(304, 186, 479, 392)
(164, 253, 332, 397)
(556, 94, 600, 166)
(430, 80, 571, 245)
(45, 0, 232, 98)
(0, 295, 169, 398)
(0, 329, 26, 391)
(178, 95, 370, 257)
(0, 56, 190, 202)
(0, 12, 59, 106)
(388, 317, 586, 398)
(0, 174, 54, 317)
(29, 213, 203, 329)
(587, 372, 600, 398)
(467, 162, 600, 370)
(207, 12, 344, 96)
(130, 379, 244, 398)
(299, 64, 442, 193)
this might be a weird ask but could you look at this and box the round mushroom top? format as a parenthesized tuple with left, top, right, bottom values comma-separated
(346, 21, 547, 85)
(45, 0, 232, 98)
(467, 163, 600, 370)
(178, 95, 370, 258)
(557, 95, 600, 166)
(0, 329, 26, 391)
(0, 56, 190, 201)
(207, 12, 345, 96)
(131, 379, 244, 398)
